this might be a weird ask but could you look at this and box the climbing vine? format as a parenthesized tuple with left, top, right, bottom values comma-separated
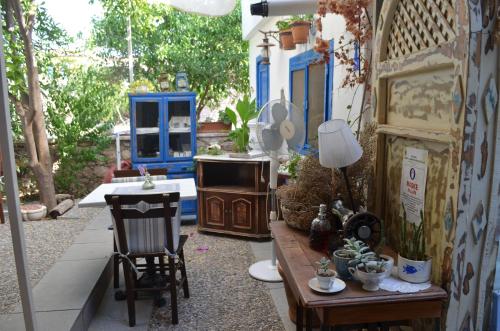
(315, 0, 372, 88)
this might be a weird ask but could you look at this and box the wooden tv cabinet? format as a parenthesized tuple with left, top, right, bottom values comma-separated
(195, 155, 271, 239)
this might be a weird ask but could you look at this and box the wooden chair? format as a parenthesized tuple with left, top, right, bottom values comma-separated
(110, 167, 168, 288)
(105, 193, 189, 326)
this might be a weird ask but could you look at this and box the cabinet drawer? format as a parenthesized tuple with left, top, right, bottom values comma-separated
(165, 162, 195, 174)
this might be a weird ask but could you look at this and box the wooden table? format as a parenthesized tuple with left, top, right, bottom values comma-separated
(271, 222, 448, 330)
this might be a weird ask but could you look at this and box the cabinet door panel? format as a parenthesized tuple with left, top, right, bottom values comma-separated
(203, 193, 226, 229)
(230, 198, 253, 231)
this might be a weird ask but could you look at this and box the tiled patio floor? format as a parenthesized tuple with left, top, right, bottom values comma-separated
(89, 230, 294, 331)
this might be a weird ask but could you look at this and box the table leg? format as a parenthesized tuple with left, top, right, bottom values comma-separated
(305, 308, 312, 331)
(296, 303, 303, 331)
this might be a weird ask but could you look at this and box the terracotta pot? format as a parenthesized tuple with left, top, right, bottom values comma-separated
(279, 29, 295, 50)
(290, 21, 311, 44)
(198, 121, 231, 133)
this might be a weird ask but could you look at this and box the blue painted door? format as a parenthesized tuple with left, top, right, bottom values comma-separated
(256, 56, 270, 118)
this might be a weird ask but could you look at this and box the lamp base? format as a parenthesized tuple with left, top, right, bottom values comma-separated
(249, 260, 283, 282)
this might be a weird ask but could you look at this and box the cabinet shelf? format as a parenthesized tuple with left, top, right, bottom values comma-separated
(136, 127, 160, 134)
(169, 128, 191, 133)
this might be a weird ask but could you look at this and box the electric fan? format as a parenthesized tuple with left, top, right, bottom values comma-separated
(248, 90, 305, 282)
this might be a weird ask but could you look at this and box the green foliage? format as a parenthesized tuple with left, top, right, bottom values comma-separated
(359, 260, 386, 273)
(400, 204, 427, 261)
(218, 110, 232, 125)
(315, 257, 333, 276)
(91, 0, 249, 115)
(46, 64, 126, 195)
(129, 78, 155, 93)
(225, 96, 258, 153)
(276, 20, 291, 31)
(2, 2, 72, 140)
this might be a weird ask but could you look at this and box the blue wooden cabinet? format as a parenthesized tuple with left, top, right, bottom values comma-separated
(129, 92, 197, 221)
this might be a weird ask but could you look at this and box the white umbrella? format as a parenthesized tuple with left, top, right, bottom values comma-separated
(149, 0, 237, 16)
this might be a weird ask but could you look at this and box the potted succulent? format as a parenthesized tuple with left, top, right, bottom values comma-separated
(398, 207, 432, 283)
(276, 20, 295, 50)
(225, 95, 259, 155)
(349, 259, 388, 291)
(315, 257, 337, 290)
(290, 15, 313, 44)
(333, 237, 376, 279)
(130, 78, 155, 94)
(198, 110, 232, 133)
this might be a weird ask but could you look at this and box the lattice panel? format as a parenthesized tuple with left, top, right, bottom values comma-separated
(386, 0, 456, 59)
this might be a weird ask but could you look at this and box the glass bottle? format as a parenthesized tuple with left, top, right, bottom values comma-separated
(309, 204, 331, 251)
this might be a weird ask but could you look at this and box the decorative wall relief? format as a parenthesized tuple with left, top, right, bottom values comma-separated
(452, 75, 464, 124)
(482, 75, 497, 123)
(471, 201, 485, 244)
(479, 131, 488, 179)
(462, 262, 475, 295)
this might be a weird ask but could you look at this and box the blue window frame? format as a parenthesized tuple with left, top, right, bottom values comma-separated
(289, 40, 334, 149)
(256, 55, 270, 120)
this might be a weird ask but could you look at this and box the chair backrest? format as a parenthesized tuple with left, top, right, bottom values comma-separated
(105, 193, 181, 255)
(113, 168, 168, 178)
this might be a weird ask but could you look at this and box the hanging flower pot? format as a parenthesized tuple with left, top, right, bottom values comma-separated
(290, 20, 311, 44)
(279, 29, 295, 50)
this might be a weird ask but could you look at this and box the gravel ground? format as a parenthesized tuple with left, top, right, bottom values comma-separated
(149, 226, 285, 331)
(0, 202, 103, 313)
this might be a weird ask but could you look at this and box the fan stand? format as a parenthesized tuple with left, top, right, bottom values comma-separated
(249, 154, 282, 282)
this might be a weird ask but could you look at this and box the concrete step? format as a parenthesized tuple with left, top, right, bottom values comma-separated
(0, 208, 113, 331)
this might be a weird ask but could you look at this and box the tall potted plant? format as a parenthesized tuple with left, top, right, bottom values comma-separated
(276, 20, 295, 50)
(398, 206, 432, 283)
(224, 96, 259, 155)
(290, 15, 313, 44)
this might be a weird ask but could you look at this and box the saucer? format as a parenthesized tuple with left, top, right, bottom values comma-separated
(308, 277, 346, 294)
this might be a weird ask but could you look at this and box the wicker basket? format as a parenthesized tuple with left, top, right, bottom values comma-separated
(280, 200, 316, 232)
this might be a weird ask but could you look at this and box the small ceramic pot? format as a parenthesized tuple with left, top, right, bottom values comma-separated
(349, 265, 387, 291)
(379, 254, 394, 278)
(290, 20, 311, 44)
(279, 29, 295, 50)
(398, 254, 432, 283)
(332, 250, 352, 279)
(21, 204, 47, 221)
(316, 270, 337, 290)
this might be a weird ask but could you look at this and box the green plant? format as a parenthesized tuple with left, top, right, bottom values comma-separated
(276, 20, 291, 31)
(225, 95, 258, 153)
(130, 78, 155, 93)
(316, 257, 334, 276)
(358, 260, 387, 273)
(336, 237, 376, 267)
(218, 110, 232, 125)
(198, 144, 223, 156)
(291, 14, 314, 22)
(400, 204, 427, 261)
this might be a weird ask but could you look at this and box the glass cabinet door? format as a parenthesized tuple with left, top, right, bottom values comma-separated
(167, 99, 193, 160)
(132, 99, 163, 161)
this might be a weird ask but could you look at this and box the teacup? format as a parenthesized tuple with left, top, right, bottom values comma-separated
(316, 270, 337, 290)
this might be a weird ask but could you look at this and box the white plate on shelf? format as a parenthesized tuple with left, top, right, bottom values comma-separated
(308, 277, 346, 294)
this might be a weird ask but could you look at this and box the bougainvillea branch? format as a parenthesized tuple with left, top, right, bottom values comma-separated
(315, 0, 372, 88)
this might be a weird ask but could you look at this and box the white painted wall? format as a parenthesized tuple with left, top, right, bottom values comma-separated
(242, 1, 364, 124)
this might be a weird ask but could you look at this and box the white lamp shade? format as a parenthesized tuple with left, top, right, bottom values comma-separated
(318, 119, 363, 169)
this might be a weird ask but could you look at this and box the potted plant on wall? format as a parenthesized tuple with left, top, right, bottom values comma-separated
(224, 95, 259, 156)
(198, 110, 232, 133)
(290, 14, 313, 44)
(398, 206, 432, 283)
(276, 20, 295, 50)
